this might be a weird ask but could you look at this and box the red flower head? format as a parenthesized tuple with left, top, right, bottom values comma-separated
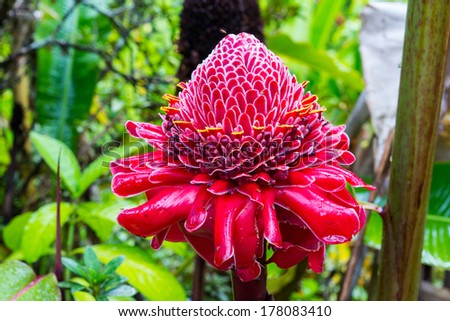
(111, 33, 374, 282)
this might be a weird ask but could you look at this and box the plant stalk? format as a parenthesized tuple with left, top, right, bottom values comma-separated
(55, 150, 65, 300)
(231, 266, 268, 301)
(231, 248, 270, 301)
(55, 151, 63, 280)
(191, 255, 206, 301)
(377, 0, 450, 300)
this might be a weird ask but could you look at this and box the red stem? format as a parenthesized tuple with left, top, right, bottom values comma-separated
(55, 151, 64, 287)
(191, 255, 206, 300)
(231, 247, 270, 301)
(231, 264, 269, 301)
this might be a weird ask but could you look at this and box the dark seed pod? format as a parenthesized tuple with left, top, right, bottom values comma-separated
(177, 0, 264, 82)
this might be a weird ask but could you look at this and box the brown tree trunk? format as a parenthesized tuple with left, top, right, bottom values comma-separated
(377, 0, 450, 300)
(2, 0, 35, 221)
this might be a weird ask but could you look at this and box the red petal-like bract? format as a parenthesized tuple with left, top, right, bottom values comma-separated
(111, 33, 374, 281)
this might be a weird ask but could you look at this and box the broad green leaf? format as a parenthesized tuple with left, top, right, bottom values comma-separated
(15, 274, 61, 301)
(267, 264, 297, 295)
(365, 163, 450, 269)
(428, 163, 450, 217)
(92, 244, 186, 301)
(364, 212, 382, 250)
(30, 131, 81, 196)
(422, 163, 450, 268)
(161, 242, 190, 257)
(267, 34, 364, 90)
(0, 261, 35, 300)
(422, 216, 450, 268)
(0, 261, 61, 301)
(70, 277, 90, 288)
(4, 250, 25, 262)
(3, 212, 32, 251)
(21, 202, 73, 263)
(77, 156, 111, 199)
(77, 200, 136, 241)
(310, 0, 346, 49)
(35, 0, 111, 151)
(73, 291, 96, 301)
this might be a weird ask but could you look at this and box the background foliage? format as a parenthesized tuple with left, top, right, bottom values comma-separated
(1, 0, 448, 301)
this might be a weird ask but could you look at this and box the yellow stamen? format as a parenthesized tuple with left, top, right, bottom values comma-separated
(309, 107, 326, 114)
(252, 126, 265, 130)
(301, 94, 318, 105)
(162, 93, 180, 103)
(177, 82, 187, 90)
(161, 106, 180, 113)
(276, 124, 294, 129)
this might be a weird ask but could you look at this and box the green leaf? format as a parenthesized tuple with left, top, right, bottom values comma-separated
(62, 257, 89, 280)
(364, 212, 382, 250)
(77, 200, 136, 241)
(73, 291, 96, 301)
(0, 261, 35, 300)
(428, 163, 450, 217)
(30, 131, 81, 196)
(267, 34, 364, 90)
(91, 244, 186, 301)
(3, 212, 32, 251)
(106, 284, 137, 297)
(77, 156, 110, 198)
(102, 275, 128, 291)
(22, 202, 73, 263)
(83, 247, 101, 281)
(310, 0, 346, 49)
(0, 261, 61, 301)
(161, 242, 190, 257)
(15, 274, 61, 301)
(422, 163, 450, 268)
(365, 163, 450, 269)
(108, 296, 136, 301)
(70, 277, 91, 288)
(267, 264, 297, 295)
(102, 256, 125, 276)
(58, 281, 87, 293)
(35, 0, 111, 151)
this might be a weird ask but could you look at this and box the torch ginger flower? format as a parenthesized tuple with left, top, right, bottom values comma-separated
(111, 33, 374, 282)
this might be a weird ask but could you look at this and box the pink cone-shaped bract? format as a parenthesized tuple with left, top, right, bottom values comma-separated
(111, 33, 374, 282)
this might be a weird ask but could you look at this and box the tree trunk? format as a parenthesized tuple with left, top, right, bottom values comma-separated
(377, 0, 450, 300)
(2, 0, 35, 221)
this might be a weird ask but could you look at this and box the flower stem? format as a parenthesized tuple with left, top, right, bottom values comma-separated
(191, 255, 206, 301)
(231, 248, 270, 301)
(231, 266, 268, 301)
